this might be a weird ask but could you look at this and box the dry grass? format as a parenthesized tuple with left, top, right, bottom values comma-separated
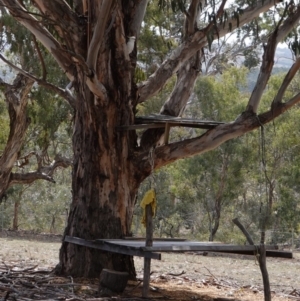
(0, 235, 299, 300)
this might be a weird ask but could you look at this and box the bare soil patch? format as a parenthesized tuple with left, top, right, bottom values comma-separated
(0, 232, 299, 300)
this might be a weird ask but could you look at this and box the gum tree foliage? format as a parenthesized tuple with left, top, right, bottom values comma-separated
(0, 7, 73, 203)
(210, 72, 300, 246)
(1, 173, 71, 233)
(1, 0, 300, 279)
(240, 73, 300, 240)
(19, 169, 71, 233)
(169, 67, 251, 241)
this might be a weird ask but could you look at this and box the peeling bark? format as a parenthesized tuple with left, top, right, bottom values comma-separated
(57, 2, 141, 278)
(58, 65, 138, 277)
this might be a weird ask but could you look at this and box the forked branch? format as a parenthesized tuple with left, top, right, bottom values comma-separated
(9, 155, 72, 188)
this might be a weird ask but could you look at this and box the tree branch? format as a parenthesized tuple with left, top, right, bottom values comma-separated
(9, 155, 72, 187)
(83, 0, 115, 101)
(86, 0, 115, 71)
(246, 5, 300, 113)
(276, 91, 300, 112)
(139, 0, 220, 150)
(31, 0, 80, 50)
(85, 76, 108, 101)
(159, 0, 204, 118)
(129, 0, 148, 37)
(140, 51, 202, 151)
(32, 34, 47, 80)
(136, 93, 300, 175)
(17, 151, 37, 168)
(186, 0, 202, 36)
(232, 218, 254, 245)
(10, 172, 56, 185)
(272, 57, 300, 107)
(137, 0, 281, 103)
(0, 53, 76, 108)
(39, 154, 73, 176)
(1, 0, 75, 81)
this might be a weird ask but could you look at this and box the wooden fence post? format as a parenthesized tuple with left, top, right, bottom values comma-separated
(142, 204, 153, 298)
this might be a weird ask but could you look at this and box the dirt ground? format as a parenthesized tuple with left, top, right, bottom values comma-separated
(0, 232, 299, 300)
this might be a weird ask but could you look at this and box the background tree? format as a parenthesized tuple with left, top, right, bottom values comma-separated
(169, 67, 250, 241)
(1, 0, 300, 280)
(0, 6, 73, 202)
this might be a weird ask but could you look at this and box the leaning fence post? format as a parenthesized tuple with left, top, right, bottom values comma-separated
(233, 217, 271, 301)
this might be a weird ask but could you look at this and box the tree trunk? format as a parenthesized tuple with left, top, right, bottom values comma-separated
(52, 1, 145, 279)
(258, 243, 271, 301)
(50, 215, 56, 234)
(58, 58, 140, 278)
(12, 200, 19, 231)
(209, 218, 220, 242)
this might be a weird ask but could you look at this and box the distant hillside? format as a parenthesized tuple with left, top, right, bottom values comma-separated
(274, 47, 294, 68)
(246, 47, 293, 92)
(247, 66, 290, 92)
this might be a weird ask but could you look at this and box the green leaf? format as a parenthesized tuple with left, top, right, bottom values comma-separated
(171, 0, 176, 12)
(134, 67, 147, 83)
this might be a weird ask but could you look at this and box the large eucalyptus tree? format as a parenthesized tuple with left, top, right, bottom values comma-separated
(1, 0, 300, 278)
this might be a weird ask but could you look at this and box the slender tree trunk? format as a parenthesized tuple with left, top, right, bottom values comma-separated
(207, 208, 213, 241)
(209, 218, 220, 242)
(50, 215, 56, 234)
(258, 243, 271, 301)
(12, 200, 19, 231)
(209, 152, 228, 241)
